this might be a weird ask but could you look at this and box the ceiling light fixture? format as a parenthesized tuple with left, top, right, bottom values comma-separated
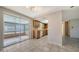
(70, 6, 74, 8)
(41, 20, 48, 24)
(26, 6, 36, 11)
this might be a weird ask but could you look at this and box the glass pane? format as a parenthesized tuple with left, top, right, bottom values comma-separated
(4, 14, 15, 23)
(3, 14, 21, 47)
(15, 17, 21, 43)
(3, 14, 30, 47)
(4, 22, 15, 33)
(20, 19, 29, 41)
(16, 24, 20, 32)
(3, 14, 16, 47)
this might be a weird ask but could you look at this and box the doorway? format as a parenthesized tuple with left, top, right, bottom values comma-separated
(64, 21, 70, 37)
(63, 20, 79, 51)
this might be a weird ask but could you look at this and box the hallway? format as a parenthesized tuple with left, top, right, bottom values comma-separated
(1, 36, 78, 52)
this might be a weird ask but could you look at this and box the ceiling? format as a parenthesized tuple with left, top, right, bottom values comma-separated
(3, 6, 77, 23)
(4, 6, 71, 18)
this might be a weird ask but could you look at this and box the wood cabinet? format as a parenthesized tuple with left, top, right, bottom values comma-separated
(33, 20, 40, 29)
(33, 20, 48, 39)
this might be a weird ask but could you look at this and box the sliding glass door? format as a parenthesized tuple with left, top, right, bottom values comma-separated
(20, 19, 29, 41)
(3, 14, 30, 47)
(3, 14, 16, 47)
(15, 17, 21, 44)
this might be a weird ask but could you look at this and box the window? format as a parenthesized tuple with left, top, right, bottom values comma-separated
(21, 24, 25, 32)
(3, 14, 30, 47)
(4, 14, 29, 34)
(16, 24, 20, 32)
(4, 15, 16, 33)
(4, 22, 15, 33)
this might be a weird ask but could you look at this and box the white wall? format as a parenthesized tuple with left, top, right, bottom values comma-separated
(47, 11, 62, 46)
(70, 19, 79, 38)
(62, 7, 79, 21)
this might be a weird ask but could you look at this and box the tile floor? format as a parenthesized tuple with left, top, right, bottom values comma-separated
(63, 37, 79, 52)
(1, 36, 79, 52)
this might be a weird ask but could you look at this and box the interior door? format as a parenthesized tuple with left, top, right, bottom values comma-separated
(65, 21, 70, 37)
